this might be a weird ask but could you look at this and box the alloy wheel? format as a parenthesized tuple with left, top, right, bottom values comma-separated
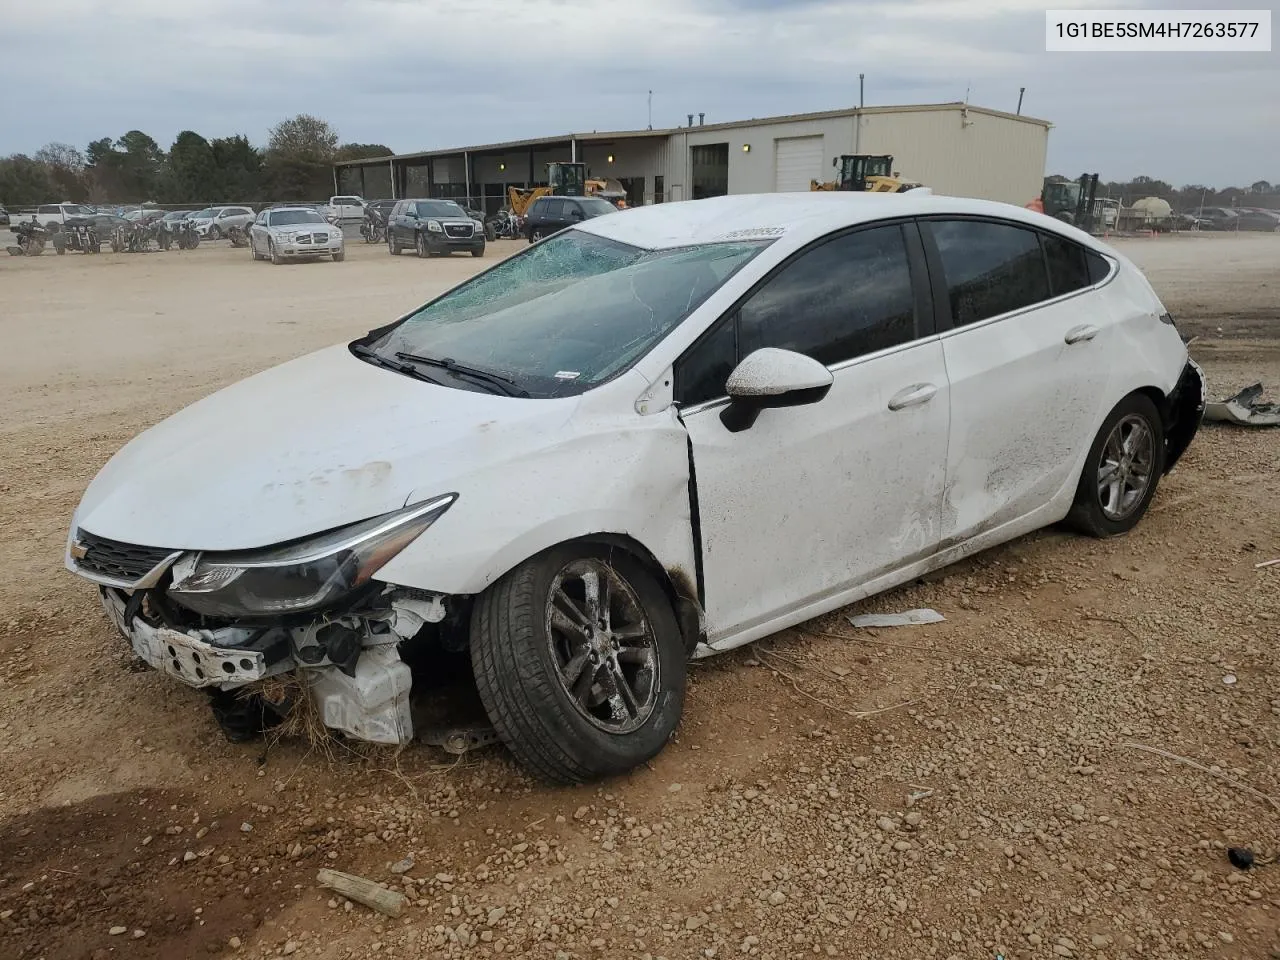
(1097, 414, 1155, 520)
(545, 559, 659, 735)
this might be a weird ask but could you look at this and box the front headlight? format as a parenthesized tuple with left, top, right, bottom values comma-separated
(426, 219, 443, 233)
(167, 495, 456, 618)
(330, 230, 343, 240)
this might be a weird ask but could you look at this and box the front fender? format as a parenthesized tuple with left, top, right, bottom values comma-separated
(373, 411, 696, 599)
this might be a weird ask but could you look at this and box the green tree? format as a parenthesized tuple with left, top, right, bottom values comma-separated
(266, 114, 340, 200)
(34, 142, 89, 201)
(165, 131, 218, 204)
(114, 130, 165, 200)
(0, 154, 56, 207)
(210, 135, 265, 200)
(336, 143, 393, 162)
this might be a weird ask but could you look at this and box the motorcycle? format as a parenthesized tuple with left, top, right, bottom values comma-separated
(488, 209, 522, 240)
(225, 224, 251, 248)
(157, 219, 201, 251)
(359, 211, 385, 245)
(111, 220, 159, 253)
(5, 221, 50, 256)
(60, 220, 102, 254)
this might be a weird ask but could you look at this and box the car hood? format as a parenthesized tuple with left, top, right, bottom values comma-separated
(73, 344, 577, 552)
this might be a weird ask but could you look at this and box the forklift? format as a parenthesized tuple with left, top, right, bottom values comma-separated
(1030, 174, 1100, 230)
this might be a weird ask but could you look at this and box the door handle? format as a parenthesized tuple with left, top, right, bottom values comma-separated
(1064, 324, 1100, 344)
(887, 383, 937, 411)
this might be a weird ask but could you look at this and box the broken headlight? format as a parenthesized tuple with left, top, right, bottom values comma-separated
(166, 495, 455, 618)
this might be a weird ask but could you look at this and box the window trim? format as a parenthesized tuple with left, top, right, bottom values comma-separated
(673, 216, 936, 410)
(916, 214, 1116, 336)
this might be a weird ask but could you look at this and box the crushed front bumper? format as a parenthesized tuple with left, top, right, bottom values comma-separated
(97, 588, 442, 744)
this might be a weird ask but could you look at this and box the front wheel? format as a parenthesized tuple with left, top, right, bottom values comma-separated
(416, 232, 430, 258)
(268, 239, 282, 265)
(471, 246, 484, 258)
(332, 249, 345, 262)
(210, 225, 222, 240)
(471, 545, 686, 785)
(388, 235, 401, 256)
(1066, 393, 1165, 538)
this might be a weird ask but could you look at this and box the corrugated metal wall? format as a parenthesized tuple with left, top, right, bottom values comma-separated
(856, 108, 1048, 206)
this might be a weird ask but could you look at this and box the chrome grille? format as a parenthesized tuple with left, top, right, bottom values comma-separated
(444, 223, 473, 239)
(75, 530, 173, 583)
(312, 232, 329, 243)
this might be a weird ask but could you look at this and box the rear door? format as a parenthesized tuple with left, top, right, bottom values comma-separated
(920, 217, 1115, 545)
(676, 221, 949, 643)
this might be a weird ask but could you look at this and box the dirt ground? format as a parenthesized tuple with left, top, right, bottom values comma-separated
(1, 231, 1277, 960)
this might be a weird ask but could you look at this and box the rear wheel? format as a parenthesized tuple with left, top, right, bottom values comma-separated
(471, 545, 686, 785)
(1066, 393, 1165, 538)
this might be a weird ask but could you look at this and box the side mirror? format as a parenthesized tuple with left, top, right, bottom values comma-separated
(719, 348, 833, 433)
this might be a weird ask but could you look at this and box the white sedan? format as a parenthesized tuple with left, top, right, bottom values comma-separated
(65, 192, 1203, 782)
(249, 206, 345, 263)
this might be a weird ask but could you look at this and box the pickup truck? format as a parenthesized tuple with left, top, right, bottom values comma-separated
(12, 203, 97, 230)
(319, 195, 366, 224)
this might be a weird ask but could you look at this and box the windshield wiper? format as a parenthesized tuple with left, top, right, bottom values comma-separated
(394, 352, 529, 398)
(351, 343, 446, 385)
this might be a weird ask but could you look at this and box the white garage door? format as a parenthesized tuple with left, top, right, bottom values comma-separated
(774, 136, 825, 192)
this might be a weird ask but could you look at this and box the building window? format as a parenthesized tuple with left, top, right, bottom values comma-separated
(690, 144, 728, 199)
(654, 176, 665, 203)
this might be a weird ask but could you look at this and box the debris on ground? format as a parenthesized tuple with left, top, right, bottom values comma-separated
(848, 608, 946, 628)
(316, 868, 408, 918)
(1204, 382, 1280, 427)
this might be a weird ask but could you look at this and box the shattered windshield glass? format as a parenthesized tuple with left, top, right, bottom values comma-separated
(365, 229, 769, 398)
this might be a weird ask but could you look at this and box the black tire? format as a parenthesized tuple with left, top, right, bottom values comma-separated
(388, 235, 401, 256)
(1066, 393, 1165, 538)
(471, 245, 485, 258)
(269, 239, 282, 265)
(471, 544, 686, 785)
(210, 225, 222, 240)
(332, 249, 345, 262)
(416, 232, 429, 258)
(55, 245, 66, 255)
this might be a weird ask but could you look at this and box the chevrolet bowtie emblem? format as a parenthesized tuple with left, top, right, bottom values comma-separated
(70, 541, 88, 560)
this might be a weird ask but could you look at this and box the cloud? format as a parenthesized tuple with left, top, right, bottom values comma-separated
(0, 0, 1275, 186)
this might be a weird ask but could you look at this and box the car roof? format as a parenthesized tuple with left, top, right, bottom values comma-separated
(574, 191, 1113, 252)
(267, 206, 321, 213)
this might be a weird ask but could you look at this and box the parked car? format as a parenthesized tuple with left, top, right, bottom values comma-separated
(321, 195, 366, 224)
(33, 202, 96, 229)
(387, 198, 485, 257)
(524, 195, 618, 242)
(189, 205, 255, 239)
(248, 206, 344, 263)
(0, 205, 9, 226)
(1191, 207, 1241, 230)
(63, 193, 1204, 783)
(1232, 208, 1280, 231)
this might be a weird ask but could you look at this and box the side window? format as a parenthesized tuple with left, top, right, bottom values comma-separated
(676, 318, 737, 407)
(1086, 251, 1111, 284)
(39, 205, 57, 215)
(737, 224, 917, 366)
(674, 224, 918, 406)
(538, 199, 564, 219)
(1041, 233, 1091, 296)
(928, 219, 1050, 326)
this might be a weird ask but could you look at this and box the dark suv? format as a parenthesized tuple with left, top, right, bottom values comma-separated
(387, 198, 485, 257)
(525, 195, 618, 242)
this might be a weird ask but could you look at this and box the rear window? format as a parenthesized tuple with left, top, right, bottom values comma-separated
(1086, 251, 1112, 284)
(1041, 233, 1091, 297)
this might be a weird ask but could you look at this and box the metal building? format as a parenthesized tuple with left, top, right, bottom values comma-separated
(334, 102, 1050, 214)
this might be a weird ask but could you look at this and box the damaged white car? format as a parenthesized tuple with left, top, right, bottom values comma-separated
(66, 192, 1204, 784)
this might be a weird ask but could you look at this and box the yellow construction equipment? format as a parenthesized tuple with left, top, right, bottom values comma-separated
(506, 186, 550, 217)
(810, 154, 922, 193)
(506, 162, 630, 215)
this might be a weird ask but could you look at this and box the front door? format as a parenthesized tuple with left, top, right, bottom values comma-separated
(675, 222, 950, 643)
(920, 218, 1115, 544)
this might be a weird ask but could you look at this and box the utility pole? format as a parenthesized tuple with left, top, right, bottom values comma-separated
(647, 90, 653, 130)
(859, 73, 865, 107)
(1017, 86, 1025, 114)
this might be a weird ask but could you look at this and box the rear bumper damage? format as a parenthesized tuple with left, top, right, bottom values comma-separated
(99, 585, 453, 745)
(1162, 359, 1206, 473)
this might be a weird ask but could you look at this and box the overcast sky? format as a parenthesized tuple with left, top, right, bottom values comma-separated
(1, 0, 1276, 187)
